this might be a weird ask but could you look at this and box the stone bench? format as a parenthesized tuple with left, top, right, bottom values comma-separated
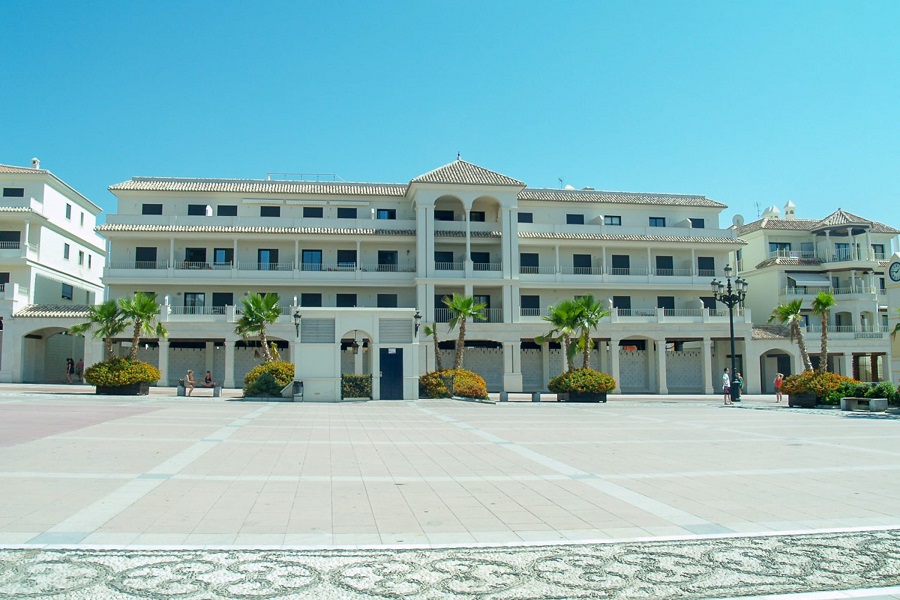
(840, 397, 887, 412)
(177, 380, 222, 397)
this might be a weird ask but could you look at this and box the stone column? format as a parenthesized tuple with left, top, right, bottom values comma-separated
(224, 340, 236, 388)
(609, 338, 621, 393)
(158, 339, 170, 386)
(701, 338, 714, 394)
(502, 341, 523, 393)
(656, 339, 668, 394)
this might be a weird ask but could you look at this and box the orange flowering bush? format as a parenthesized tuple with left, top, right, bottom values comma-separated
(243, 361, 295, 395)
(781, 370, 857, 401)
(548, 368, 616, 394)
(419, 369, 488, 400)
(83, 358, 161, 387)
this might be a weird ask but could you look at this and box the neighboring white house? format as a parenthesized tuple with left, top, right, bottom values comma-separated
(734, 202, 900, 391)
(99, 158, 756, 398)
(0, 159, 106, 382)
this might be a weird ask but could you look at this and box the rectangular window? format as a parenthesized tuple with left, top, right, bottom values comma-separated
(337, 207, 357, 219)
(434, 210, 455, 221)
(520, 253, 539, 273)
(260, 206, 280, 218)
(834, 243, 850, 260)
(87, 254, 92, 268)
(142, 203, 163, 215)
(78, 250, 84, 265)
(184, 247, 207, 266)
(469, 211, 485, 222)
(2, 187, 24, 197)
(769, 242, 791, 254)
(655, 255, 674, 276)
(611, 254, 630, 274)
(689, 218, 705, 229)
(337, 249, 357, 269)
(135, 247, 157, 269)
(649, 217, 666, 227)
(80, 212, 85, 226)
(301, 293, 322, 307)
(302, 249, 322, 271)
(188, 204, 207, 216)
(63, 243, 70, 259)
(212, 292, 233, 312)
(0, 272, 9, 285)
(65, 204, 72, 219)
(566, 214, 585, 225)
(573, 254, 592, 274)
(697, 256, 715, 277)
(517, 212, 533, 223)
(657, 296, 675, 310)
(872, 243, 885, 258)
(376, 208, 396, 220)
(336, 293, 357, 308)
(303, 206, 323, 218)
(257, 248, 279, 270)
(61, 283, 73, 300)
(701, 297, 717, 310)
(377, 294, 398, 308)
(213, 248, 233, 267)
(471, 251, 490, 269)
(604, 215, 621, 226)
(434, 251, 454, 267)
(184, 292, 205, 313)
(378, 250, 398, 271)
(217, 205, 238, 216)
(520, 295, 540, 315)
(612, 296, 631, 310)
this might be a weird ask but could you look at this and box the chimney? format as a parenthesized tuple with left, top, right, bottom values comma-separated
(31, 157, 40, 169)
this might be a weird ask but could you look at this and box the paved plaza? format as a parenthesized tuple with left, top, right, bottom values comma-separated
(0, 385, 899, 598)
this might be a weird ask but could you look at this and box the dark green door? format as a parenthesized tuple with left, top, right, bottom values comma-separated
(379, 348, 403, 400)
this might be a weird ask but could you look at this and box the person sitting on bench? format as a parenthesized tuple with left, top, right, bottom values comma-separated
(201, 370, 216, 388)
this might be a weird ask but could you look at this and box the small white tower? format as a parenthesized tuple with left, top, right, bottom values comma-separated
(761, 205, 781, 220)
(783, 200, 796, 220)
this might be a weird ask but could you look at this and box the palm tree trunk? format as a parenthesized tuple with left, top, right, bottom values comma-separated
(433, 331, 443, 371)
(105, 337, 113, 360)
(819, 313, 828, 373)
(259, 327, 272, 362)
(582, 333, 591, 369)
(130, 322, 141, 360)
(563, 335, 574, 371)
(794, 323, 813, 371)
(454, 318, 466, 370)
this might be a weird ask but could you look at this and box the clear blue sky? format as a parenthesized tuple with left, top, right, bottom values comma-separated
(2, 1, 899, 227)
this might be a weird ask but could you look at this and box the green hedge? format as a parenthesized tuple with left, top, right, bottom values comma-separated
(548, 368, 616, 394)
(781, 370, 857, 403)
(342, 374, 372, 399)
(243, 361, 295, 396)
(419, 369, 488, 400)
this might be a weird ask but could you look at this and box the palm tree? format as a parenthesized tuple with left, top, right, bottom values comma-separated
(572, 295, 611, 369)
(769, 299, 814, 372)
(892, 308, 900, 339)
(443, 293, 487, 370)
(118, 292, 169, 360)
(69, 300, 127, 360)
(536, 299, 582, 372)
(235, 292, 282, 363)
(422, 322, 444, 371)
(811, 291, 836, 373)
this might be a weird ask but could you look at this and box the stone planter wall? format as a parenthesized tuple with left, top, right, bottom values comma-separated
(788, 392, 817, 408)
(556, 392, 608, 403)
(96, 382, 151, 396)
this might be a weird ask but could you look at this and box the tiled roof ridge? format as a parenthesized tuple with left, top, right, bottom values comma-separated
(124, 176, 408, 187)
(410, 159, 525, 186)
(524, 187, 708, 200)
(95, 224, 416, 236)
(14, 304, 92, 318)
(519, 231, 745, 244)
(0, 163, 49, 175)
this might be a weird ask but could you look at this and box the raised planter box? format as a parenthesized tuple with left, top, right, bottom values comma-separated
(788, 393, 817, 408)
(557, 392, 608, 403)
(96, 382, 151, 396)
(840, 397, 888, 412)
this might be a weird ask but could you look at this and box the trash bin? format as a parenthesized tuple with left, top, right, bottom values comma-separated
(731, 382, 741, 402)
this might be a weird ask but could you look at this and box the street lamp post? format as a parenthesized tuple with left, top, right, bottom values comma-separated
(711, 265, 748, 401)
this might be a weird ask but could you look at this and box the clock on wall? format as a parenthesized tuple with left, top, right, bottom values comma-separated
(890, 261, 900, 282)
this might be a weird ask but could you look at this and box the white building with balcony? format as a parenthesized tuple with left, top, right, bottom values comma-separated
(735, 202, 899, 389)
(0, 160, 106, 382)
(97, 159, 756, 397)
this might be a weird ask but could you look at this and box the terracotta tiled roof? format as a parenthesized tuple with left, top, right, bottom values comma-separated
(752, 325, 792, 340)
(109, 178, 408, 197)
(95, 224, 415, 236)
(520, 189, 725, 208)
(434, 230, 501, 238)
(754, 257, 823, 268)
(519, 231, 745, 245)
(14, 304, 92, 318)
(410, 159, 524, 186)
(737, 215, 899, 235)
(0, 207, 35, 213)
(0, 164, 48, 175)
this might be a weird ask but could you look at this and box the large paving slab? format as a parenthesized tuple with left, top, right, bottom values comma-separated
(0, 385, 898, 598)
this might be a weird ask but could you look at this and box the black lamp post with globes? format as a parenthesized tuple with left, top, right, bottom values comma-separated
(710, 265, 748, 401)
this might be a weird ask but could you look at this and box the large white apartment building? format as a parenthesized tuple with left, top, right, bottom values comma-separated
(734, 202, 899, 387)
(0, 160, 106, 382)
(97, 159, 758, 398)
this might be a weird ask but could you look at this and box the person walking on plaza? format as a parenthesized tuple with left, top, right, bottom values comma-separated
(65, 358, 75, 383)
(184, 369, 196, 396)
(774, 373, 784, 402)
(723, 368, 732, 405)
(75, 358, 84, 382)
(735, 372, 744, 395)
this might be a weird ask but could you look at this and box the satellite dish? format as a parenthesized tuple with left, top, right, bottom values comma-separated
(732, 214, 745, 227)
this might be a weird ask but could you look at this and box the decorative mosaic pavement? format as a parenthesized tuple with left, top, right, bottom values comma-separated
(2, 528, 899, 599)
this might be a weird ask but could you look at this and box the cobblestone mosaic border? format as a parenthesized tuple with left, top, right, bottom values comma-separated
(1, 529, 899, 599)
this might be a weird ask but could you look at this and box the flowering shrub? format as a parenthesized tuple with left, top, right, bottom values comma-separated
(342, 374, 372, 399)
(826, 380, 898, 405)
(243, 361, 294, 396)
(781, 370, 857, 402)
(84, 358, 161, 387)
(548, 368, 616, 394)
(419, 369, 488, 400)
